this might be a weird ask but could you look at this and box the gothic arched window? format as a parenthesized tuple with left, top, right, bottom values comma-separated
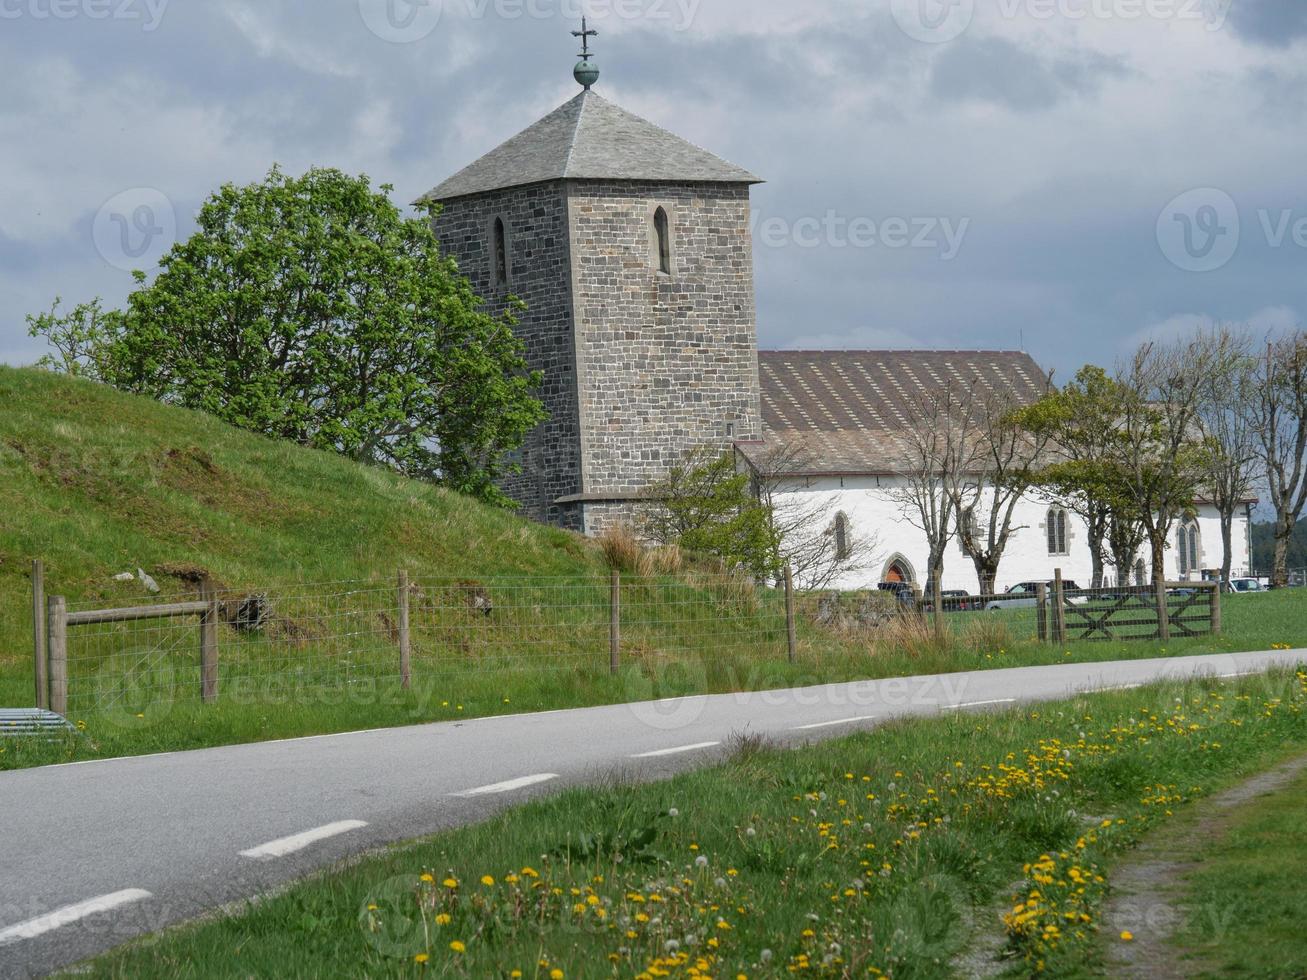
(653, 206, 672, 275)
(493, 217, 509, 286)
(833, 512, 851, 561)
(1047, 508, 1068, 555)
(1177, 520, 1200, 576)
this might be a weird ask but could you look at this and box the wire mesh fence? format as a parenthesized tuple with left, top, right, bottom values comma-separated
(33, 566, 1222, 720)
(49, 574, 792, 718)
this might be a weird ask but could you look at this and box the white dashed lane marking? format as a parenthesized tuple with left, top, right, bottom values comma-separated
(631, 742, 721, 759)
(0, 889, 152, 946)
(239, 820, 369, 860)
(947, 699, 1017, 710)
(791, 716, 877, 731)
(451, 774, 559, 797)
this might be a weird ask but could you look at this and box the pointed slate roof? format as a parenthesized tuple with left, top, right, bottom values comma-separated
(420, 91, 761, 202)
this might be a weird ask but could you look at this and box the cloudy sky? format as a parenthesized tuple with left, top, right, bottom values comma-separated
(2, 0, 1304, 378)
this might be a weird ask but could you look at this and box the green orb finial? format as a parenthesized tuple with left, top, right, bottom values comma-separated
(571, 17, 599, 90)
(574, 60, 600, 89)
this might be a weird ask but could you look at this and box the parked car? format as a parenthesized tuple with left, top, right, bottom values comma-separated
(923, 589, 975, 613)
(985, 581, 1085, 611)
(876, 582, 918, 607)
(1227, 577, 1268, 594)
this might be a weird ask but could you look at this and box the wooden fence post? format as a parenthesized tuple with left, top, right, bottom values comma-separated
(784, 565, 797, 664)
(931, 568, 944, 640)
(1208, 580, 1222, 635)
(609, 569, 621, 675)
(1154, 572, 1171, 644)
(32, 559, 47, 710)
(48, 595, 67, 718)
(398, 569, 412, 690)
(1052, 569, 1067, 647)
(1035, 582, 1049, 644)
(199, 578, 219, 704)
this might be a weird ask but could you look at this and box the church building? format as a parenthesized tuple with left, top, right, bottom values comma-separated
(421, 43, 1251, 594)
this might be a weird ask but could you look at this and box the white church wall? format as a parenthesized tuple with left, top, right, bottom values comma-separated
(774, 477, 1250, 594)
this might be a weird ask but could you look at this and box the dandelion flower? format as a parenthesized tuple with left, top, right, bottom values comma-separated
(1120, 931, 1134, 942)
(450, 940, 466, 953)
(414, 953, 429, 964)
(481, 875, 495, 887)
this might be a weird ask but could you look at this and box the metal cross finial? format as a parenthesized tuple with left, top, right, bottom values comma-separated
(572, 16, 597, 60)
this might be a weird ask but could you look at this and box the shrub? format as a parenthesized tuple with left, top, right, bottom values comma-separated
(597, 525, 654, 577)
(959, 615, 1014, 654)
(874, 610, 949, 659)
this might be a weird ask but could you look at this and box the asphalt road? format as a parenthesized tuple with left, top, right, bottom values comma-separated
(1, 648, 1303, 978)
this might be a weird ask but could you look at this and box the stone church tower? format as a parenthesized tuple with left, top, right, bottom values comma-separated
(420, 53, 763, 534)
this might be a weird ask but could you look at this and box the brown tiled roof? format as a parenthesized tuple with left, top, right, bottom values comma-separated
(745, 350, 1050, 476)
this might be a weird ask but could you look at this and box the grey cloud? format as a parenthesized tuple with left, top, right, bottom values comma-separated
(1, 0, 1305, 381)
(1225, 0, 1307, 47)
(928, 37, 1128, 110)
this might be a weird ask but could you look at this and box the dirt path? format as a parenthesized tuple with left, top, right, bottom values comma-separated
(1101, 751, 1307, 979)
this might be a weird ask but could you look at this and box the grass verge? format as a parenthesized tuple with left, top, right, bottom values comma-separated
(75, 667, 1307, 979)
(1170, 762, 1307, 978)
(4, 587, 1302, 772)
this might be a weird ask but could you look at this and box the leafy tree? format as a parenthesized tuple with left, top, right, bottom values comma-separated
(1195, 326, 1259, 589)
(952, 383, 1053, 595)
(1249, 331, 1307, 588)
(885, 383, 970, 591)
(1251, 518, 1307, 572)
(1019, 367, 1137, 588)
(26, 297, 118, 381)
(1113, 338, 1229, 581)
(640, 449, 779, 581)
(33, 167, 544, 505)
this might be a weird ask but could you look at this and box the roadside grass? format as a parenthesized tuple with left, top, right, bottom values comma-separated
(75, 668, 1307, 979)
(1170, 763, 1307, 978)
(4, 366, 1305, 771)
(4, 588, 1302, 772)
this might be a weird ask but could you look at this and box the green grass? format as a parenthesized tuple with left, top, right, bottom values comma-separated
(73, 668, 1307, 979)
(1172, 764, 1307, 978)
(3, 365, 1306, 772)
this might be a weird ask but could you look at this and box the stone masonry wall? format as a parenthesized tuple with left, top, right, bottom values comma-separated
(567, 181, 762, 517)
(432, 182, 583, 530)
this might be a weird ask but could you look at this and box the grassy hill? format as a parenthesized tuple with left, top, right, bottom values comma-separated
(0, 366, 601, 705)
